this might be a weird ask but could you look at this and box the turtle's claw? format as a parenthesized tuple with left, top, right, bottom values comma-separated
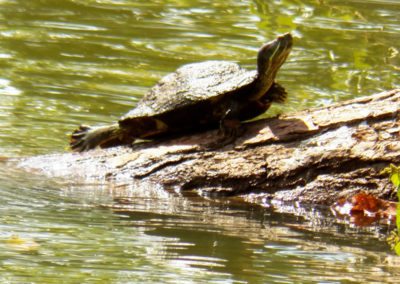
(69, 124, 122, 152)
(69, 125, 94, 152)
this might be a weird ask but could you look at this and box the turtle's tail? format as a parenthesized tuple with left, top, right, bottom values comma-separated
(70, 123, 123, 152)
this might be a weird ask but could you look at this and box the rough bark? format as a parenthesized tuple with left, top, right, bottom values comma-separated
(11, 89, 400, 206)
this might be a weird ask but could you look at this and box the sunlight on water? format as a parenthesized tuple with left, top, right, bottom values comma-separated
(1, 163, 399, 282)
(0, 0, 398, 156)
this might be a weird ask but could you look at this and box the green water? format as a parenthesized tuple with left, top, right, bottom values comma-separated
(0, 0, 399, 282)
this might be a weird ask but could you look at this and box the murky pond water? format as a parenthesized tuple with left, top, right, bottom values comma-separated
(1, 0, 400, 282)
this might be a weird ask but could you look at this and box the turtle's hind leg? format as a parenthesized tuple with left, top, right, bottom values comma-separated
(70, 123, 124, 152)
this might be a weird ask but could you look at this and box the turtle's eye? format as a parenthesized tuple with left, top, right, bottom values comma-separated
(257, 33, 292, 75)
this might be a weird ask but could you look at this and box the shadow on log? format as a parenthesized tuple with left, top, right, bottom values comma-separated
(11, 89, 400, 206)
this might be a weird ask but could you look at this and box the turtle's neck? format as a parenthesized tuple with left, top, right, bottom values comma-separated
(249, 68, 278, 101)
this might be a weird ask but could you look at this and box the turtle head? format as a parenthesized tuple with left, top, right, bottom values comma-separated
(257, 33, 292, 81)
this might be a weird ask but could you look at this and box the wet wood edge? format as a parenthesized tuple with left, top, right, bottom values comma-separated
(8, 89, 400, 211)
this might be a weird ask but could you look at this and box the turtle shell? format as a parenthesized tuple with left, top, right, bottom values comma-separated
(120, 60, 257, 122)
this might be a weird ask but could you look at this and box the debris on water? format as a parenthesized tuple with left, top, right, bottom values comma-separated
(331, 192, 397, 226)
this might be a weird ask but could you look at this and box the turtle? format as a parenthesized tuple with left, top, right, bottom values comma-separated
(70, 33, 293, 152)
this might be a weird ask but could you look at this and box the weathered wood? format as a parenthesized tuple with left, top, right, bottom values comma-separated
(12, 89, 400, 206)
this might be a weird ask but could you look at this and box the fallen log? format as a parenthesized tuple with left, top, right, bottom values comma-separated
(11, 89, 400, 206)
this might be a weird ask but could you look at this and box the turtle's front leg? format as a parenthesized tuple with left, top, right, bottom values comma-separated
(204, 108, 243, 149)
(219, 111, 242, 141)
